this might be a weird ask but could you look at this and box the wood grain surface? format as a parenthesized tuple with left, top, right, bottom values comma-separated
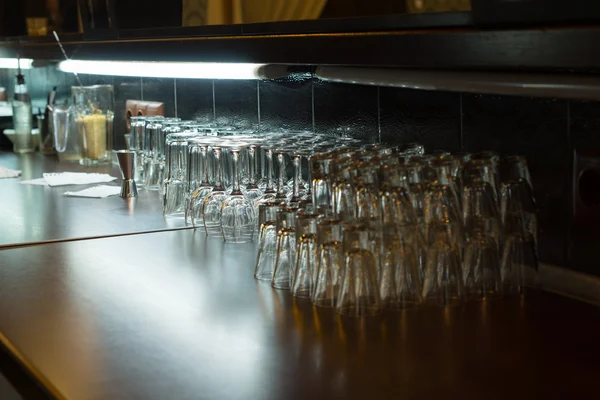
(0, 229, 598, 399)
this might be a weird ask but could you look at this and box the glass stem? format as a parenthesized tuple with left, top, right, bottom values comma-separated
(187, 147, 198, 193)
(265, 149, 275, 194)
(231, 149, 242, 195)
(306, 156, 312, 198)
(213, 147, 224, 191)
(177, 140, 185, 181)
(276, 152, 287, 200)
(247, 146, 258, 190)
(185, 145, 194, 193)
(201, 146, 210, 185)
(166, 141, 175, 182)
(292, 155, 301, 202)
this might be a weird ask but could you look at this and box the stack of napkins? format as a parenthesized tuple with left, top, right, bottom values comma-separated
(0, 165, 21, 179)
(19, 178, 48, 186)
(17, 172, 121, 199)
(64, 185, 121, 198)
(20, 172, 118, 186)
(42, 172, 117, 186)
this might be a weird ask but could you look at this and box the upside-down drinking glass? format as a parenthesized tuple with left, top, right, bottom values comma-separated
(501, 180, 537, 243)
(130, 116, 148, 185)
(272, 206, 299, 290)
(462, 232, 502, 301)
(243, 140, 263, 203)
(312, 218, 344, 307)
(501, 232, 538, 294)
(145, 118, 181, 190)
(379, 237, 423, 309)
(186, 137, 216, 226)
(221, 143, 257, 243)
(290, 211, 321, 298)
(462, 181, 502, 246)
(202, 144, 228, 237)
(422, 229, 465, 307)
(337, 223, 382, 317)
(254, 201, 280, 281)
(465, 154, 500, 205)
(163, 129, 202, 217)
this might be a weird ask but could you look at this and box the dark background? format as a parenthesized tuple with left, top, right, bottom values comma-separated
(0, 0, 420, 36)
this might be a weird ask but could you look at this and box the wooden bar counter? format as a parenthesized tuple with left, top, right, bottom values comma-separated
(0, 230, 598, 399)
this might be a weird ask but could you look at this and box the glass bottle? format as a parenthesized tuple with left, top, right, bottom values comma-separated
(11, 72, 34, 154)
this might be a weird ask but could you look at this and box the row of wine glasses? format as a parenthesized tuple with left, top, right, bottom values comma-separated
(182, 131, 354, 242)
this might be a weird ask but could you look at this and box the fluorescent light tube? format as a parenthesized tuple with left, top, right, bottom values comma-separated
(0, 58, 34, 69)
(58, 60, 275, 80)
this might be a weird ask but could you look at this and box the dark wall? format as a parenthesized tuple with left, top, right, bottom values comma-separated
(320, 0, 407, 18)
(4, 67, 597, 277)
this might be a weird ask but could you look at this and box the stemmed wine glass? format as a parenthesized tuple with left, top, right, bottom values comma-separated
(188, 137, 216, 228)
(256, 141, 278, 204)
(288, 147, 307, 206)
(163, 128, 202, 217)
(273, 144, 293, 204)
(242, 139, 264, 204)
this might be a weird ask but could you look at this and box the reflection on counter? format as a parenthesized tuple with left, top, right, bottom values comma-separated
(3, 128, 40, 154)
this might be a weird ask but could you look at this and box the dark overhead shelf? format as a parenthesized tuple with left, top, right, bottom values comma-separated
(1, 25, 600, 72)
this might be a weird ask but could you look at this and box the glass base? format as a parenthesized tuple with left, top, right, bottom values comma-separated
(13, 147, 35, 154)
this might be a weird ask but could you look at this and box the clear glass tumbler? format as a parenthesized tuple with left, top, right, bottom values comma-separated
(271, 206, 299, 290)
(462, 232, 502, 301)
(422, 230, 465, 307)
(337, 223, 382, 317)
(202, 145, 228, 237)
(163, 130, 201, 217)
(254, 201, 281, 281)
(221, 144, 257, 243)
(290, 212, 321, 298)
(312, 218, 344, 308)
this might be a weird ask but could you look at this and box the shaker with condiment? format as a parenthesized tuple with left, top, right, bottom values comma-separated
(11, 66, 34, 154)
(72, 85, 114, 166)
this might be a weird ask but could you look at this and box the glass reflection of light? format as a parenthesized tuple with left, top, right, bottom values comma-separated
(125, 198, 136, 215)
(58, 60, 268, 80)
(0, 58, 33, 69)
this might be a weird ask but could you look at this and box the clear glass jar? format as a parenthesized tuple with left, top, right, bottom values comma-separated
(72, 85, 114, 166)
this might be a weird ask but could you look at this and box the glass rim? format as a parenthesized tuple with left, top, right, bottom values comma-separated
(165, 132, 203, 141)
(503, 154, 528, 163)
(471, 151, 500, 160)
(342, 222, 375, 233)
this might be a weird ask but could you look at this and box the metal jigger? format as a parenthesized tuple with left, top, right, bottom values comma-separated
(115, 150, 138, 198)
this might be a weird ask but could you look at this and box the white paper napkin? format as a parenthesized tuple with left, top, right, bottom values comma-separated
(20, 178, 49, 186)
(43, 172, 117, 187)
(0, 165, 21, 179)
(64, 185, 121, 198)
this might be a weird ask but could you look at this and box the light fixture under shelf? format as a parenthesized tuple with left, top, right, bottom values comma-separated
(316, 66, 600, 100)
(0, 58, 34, 69)
(58, 60, 288, 80)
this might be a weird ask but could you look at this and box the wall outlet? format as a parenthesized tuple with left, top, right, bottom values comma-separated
(125, 100, 164, 130)
(573, 150, 600, 223)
